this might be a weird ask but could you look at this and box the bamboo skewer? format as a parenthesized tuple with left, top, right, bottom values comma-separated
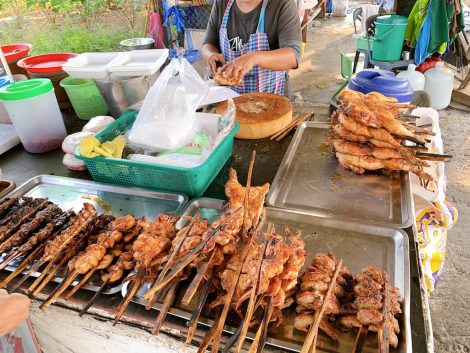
(352, 325, 369, 353)
(79, 278, 110, 317)
(379, 273, 390, 353)
(395, 134, 426, 146)
(40, 269, 80, 309)
(30, 255, 70, 298)
(144, 214, 201, 308)
(270, 112, 314, 140)
(416, 152, 452, 161)
(185, 269, 214, 346)
(181, 250, 215, 306)
(9, 259, 46, 293)
(300, 259, 344, 353)
(234, 229, 272, 353)
(151, 281, 178, 335)
(27, 261, 55, 294)
(0, 245, 45, 288)
(64, 268, 97, 300)
(113, 266, 146, 325)
(245, 296, 273, 353)
(142, 228, 219, 299)
(256, 296, 273, 353)
(198, 151, 257, 353)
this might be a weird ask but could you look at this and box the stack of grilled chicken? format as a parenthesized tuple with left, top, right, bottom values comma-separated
(329, 90, 433, 180)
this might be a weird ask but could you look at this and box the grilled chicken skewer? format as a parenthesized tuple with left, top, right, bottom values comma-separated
(113, 215, 177, 325)
(0, 211, 74, 272)
(0, 198, 50, 244)
(39, 215, 136, 307)
(295, 253, 351, 347)
(0, 205, 62, 254)
(9, 203, 98, 293)
(339, 266, 402, 351)
(26, 215, 113, 297)
(336, 152, 433, 180)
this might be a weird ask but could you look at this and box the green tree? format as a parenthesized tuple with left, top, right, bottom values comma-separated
(25, 0, 73, 25)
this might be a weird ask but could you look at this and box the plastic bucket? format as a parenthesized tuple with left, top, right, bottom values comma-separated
(0, 78, 67, 153)
(371, 15, 408, 62)
(60, 77, 108, 120)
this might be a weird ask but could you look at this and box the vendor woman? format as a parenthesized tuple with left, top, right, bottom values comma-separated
(202, 0, 302, 98)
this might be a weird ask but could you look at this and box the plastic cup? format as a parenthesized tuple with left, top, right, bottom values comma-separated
(60, 77, 108, 120)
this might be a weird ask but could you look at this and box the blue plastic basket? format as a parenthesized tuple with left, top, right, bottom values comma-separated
(76, 110, 239, 198)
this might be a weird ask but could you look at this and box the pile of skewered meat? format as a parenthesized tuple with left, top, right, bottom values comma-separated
(0, 168, 404, 353)
(340, 266, 402, 351)
(329, 90, 435, 180)
(294, 252, 352, 342)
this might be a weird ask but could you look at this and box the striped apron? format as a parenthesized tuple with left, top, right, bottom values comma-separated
(219, 0, 286, 95)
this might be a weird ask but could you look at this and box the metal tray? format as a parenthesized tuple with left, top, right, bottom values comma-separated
(1, 175, 188, 295)
(175, 197, 225, 230)
(131, 198, 411, 353)
(266, 122, 413, 228)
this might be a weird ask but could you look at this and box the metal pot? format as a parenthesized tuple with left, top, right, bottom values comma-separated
(120, 38, 155, 51)
(94, 76, 151, 118)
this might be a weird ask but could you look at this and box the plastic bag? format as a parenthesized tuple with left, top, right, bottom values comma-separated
(415, 198, 458, 292)
(127, 105, 235, 169)
(332, 0, 348, 16)
(410, 107, 458, 292)
(128, 58, 209, 152)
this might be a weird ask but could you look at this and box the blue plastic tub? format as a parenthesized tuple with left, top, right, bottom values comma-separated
(348, 69, 414, 103)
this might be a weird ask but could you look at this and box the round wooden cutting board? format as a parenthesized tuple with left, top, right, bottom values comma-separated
(216, 93, 292, 139)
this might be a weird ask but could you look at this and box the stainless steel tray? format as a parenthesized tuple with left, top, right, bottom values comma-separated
(175, 197, 225, 230)
(266, 122, 413, 228)
(132, 198, 411, 353)
(1, 175, 188, 295)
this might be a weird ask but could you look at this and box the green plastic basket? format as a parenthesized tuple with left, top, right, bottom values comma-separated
(75, 110, 239, 198)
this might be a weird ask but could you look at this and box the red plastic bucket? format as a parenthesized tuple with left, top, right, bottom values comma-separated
(17, 53, 77, 74)
(18, 53, 77, 109)
(0, 43, 33, 75)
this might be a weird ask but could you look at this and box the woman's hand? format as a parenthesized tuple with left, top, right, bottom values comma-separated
(219, 53, 257, 81)
(0, 289, 30, 336)
(207, 53, 226, 74)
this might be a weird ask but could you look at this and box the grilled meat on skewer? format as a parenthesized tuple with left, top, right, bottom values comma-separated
(336, 152, 433, 180)
(294, 252, 352, 341)
(225, 168, 270, 231)
(0, 198, 49, 243)
(0, 197, 21, 218)
(339, 266, 402, 349)
(0, 197, 32, 226)
(0, 204, 62, 254)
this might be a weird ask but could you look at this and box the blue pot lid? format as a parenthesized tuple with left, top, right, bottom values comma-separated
(348, 69, 414, 103)
(0, 76, 10, 89)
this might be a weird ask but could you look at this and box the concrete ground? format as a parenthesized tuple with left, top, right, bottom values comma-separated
(294, 14, 470, 353)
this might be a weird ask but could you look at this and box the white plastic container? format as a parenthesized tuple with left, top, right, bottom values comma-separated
(0, 74, 27, 123)
(0, 78, 67, 153)
(62, 52, 123, 80)
(424, 62, 454, 110)
(397, 64, 425, 91)
(107, 49, 169, 78)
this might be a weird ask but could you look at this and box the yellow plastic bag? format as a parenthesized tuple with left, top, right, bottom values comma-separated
(416, 200, 458, 292)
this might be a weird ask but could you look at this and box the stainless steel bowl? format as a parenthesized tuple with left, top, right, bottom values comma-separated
(120, 38, 155, 51)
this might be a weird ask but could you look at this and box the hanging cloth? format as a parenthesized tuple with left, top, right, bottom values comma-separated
(414, 0, 433, 65)
(219, 0, 286, 95)
(427, 0, 464, 55)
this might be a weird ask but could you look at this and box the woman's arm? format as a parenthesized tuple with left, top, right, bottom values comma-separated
(219, 48, 297, 80)
(202, 43, 226, 73)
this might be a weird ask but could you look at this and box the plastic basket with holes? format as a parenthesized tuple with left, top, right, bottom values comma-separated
(75, 110, 239, 198)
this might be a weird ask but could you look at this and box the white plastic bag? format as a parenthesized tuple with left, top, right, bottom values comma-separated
(332, 0, 348, 16)
(128, 58, 209, 151)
